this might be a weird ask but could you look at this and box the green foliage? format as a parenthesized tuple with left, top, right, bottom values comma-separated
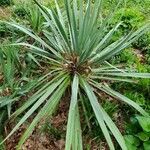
(0, 23, 11, 39)
(0, 22, 25, 42)
(0, 0, 150, 150)
(13, 5, 27, 18)
(0, 41, 39, 137)
(0, 23, 7, 38)
(125, 92, 146, 107)
(81, 95, 118, 139)
(137, 116, 150, 132)
(0, 43, 20, 89)
(133, 33, 150, 51)
(40, 122, 62, 139)
(136, 63, 150, 93)
(12, 2, 44, 33)
(0, 110, 7, 133)
(110, 48, 139, 65)
(124, 116, 150, 150)
(113, 7, 145, 34)
(146, 54, 150, 65)
(102, 101, 118, 116)
(0, 135, 5, 150)
(124, 135, 140, 150)
(125, 0, 150, 16)
(112, 63, 150, 115)
(26, 4, 44, 33)
(0, 44, 20, 139)
(0, 0, 13, 6)
(112, 7, 150, 51)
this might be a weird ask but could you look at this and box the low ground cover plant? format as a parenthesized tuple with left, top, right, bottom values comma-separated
(0, 0, 13, 6)
(124, 116, 150, 150)
(0, 0, 150, 149)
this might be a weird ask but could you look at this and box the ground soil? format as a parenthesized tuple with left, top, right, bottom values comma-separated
(0, 7, 12, 20)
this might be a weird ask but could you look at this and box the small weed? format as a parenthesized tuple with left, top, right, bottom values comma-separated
(110, 48, 139, 65)
(124, 115, 150, 150)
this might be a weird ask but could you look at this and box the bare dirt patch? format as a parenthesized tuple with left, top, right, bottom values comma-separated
(0, 7, 12, 20)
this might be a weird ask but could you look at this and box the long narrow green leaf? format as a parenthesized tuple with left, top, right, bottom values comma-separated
(90, 76, 136, 83)
(90, 81, 148, 116)
(45, 7, 71, 51)
(80, 78, 115, 150)
(64, 0, 78, 52)
(0, 97, 18, 107)
(16, 78, 70, 149)
(65, 74, 82, 150)
(74, 105, 83, 150)
(95, 72, 150, 78)
(83, 80, 127, 150)
(34, 0, 66, 51)
(2, 21, 60, 58)
(93, 22, 122, 54)
(10, 73, 66, 119)
(1, 76, 67, 145)
(91, 23, 150, 63)
(10, 43, 61, 64)
(100, 107, 128, 150)
(54, 0, 66, 32)
(102, 85, 149, 116)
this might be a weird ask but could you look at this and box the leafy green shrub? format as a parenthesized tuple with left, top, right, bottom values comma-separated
(113, 8, 145, 34)
(133, 34, 150, 51)
(125, 0, 150, 15)
(112, 7, 150, 50)
(124, 116, 150, 150)
(1, 0, 150, 149)
(110, 48, 139, 65)
(0, 0, 13, 6)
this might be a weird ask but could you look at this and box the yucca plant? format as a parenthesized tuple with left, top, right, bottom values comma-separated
(1, 0, 150, 149)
